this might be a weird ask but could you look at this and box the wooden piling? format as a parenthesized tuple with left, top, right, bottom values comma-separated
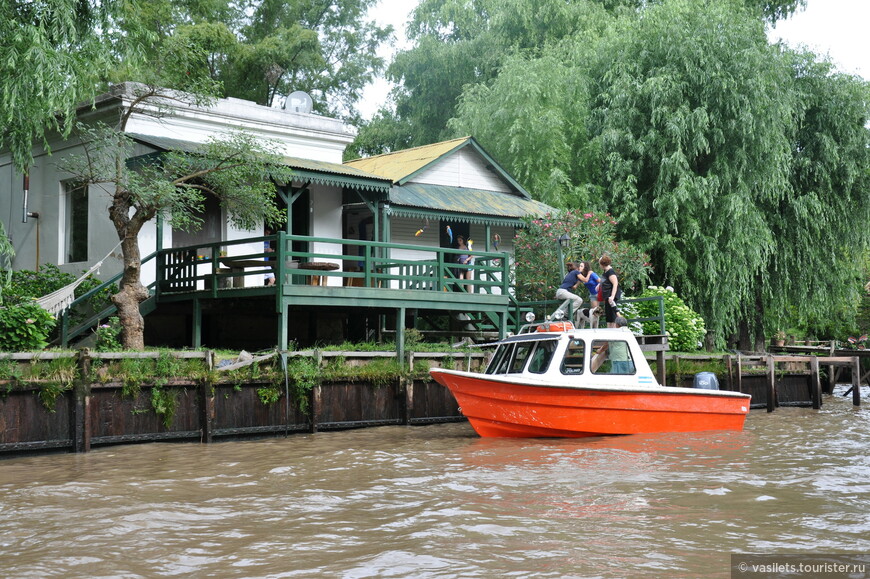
(766, 355, 776, 413)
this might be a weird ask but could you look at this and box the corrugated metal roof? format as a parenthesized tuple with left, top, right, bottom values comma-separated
(280, 156, 392, 192)
(280, 156, 388, 181)
(127, 134, 391, 192)
(344, 137, 471, 183)
(129, 134, 205, 154)
(390, 183, 553, 223)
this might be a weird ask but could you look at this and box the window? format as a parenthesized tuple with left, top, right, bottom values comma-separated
(560, 339, 586, 375)
(528, 340, 557, 374)
(486, 344, 511, 374)
(486, 340, 556, 374)
(508, 342, 534, 373)
(591, 340, 636, 375)
(65, 182, 88, 263)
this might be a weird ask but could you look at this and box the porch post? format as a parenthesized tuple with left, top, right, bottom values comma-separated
(156, 214, 164, 251)
(192, 297, 202, 348)
(382, 202, 391, 263)
(280, 185, 306, 234)
(396, 306, 406, 367)
(278, 301, 288, 351)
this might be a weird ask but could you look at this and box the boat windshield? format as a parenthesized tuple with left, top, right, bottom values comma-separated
(590, 339, 636, 375)
(486, 339, 558, 374)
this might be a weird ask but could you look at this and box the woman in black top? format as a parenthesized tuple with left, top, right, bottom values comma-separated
(598, 255, 620, 328)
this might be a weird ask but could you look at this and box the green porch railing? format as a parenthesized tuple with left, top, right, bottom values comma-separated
(156, 232, 512, 296)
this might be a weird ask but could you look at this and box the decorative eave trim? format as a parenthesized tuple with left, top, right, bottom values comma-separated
(290, 169, 392, 193)
(388, 205, 524, 228)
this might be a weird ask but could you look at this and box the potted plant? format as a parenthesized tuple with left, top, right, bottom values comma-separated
(772, 330, 786, 347)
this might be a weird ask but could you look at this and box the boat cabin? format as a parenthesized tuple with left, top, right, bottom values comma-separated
(484, 327, 661, 388)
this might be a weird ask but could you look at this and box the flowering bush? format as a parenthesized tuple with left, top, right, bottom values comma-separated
(513, 210, 652, 303)
(842, 334, 868, 350)
(95, 317, 123, 351)
(0, 301, 56, 351)
(621, 286, 706, 352)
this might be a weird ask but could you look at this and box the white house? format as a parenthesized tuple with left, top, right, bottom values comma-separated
(1, 84, 555, 348)
(0, 82, 377, 287)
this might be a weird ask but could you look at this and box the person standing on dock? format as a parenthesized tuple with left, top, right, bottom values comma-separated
(599, 255, 621, 328)
(552, 261, 584, 324)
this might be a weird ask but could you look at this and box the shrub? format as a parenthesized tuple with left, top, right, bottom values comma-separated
(2, 264, 113, 346)
(622, 286, 706, 352)
(0, 301, 56, 351)
(4, 264, 110, 308)
(94, 317, 123, 351)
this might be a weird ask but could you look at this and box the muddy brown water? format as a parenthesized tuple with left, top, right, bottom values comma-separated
(2, 385, 869, 578)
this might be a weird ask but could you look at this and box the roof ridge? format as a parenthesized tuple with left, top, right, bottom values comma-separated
(345, 136, 471, 164)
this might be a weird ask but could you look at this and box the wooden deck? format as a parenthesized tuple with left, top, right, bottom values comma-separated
(151, 233, 514, 350)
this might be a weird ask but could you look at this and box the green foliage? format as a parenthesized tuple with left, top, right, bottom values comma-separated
(286, 357, 319, 414)
(0, 0, 116, 172)
(117, 358, 148, 398)
(38, 382, 71, 412)
(30, 357, 78, 411)
(150, 386, 179, 429)
(594, 0, 869, 347)
(5, 264, 100, 306)
(256, 383, 283, 405)
(0, 302, 56, 351)
(449, 40, 605, 210)
(3, 264, 112, 343)
(0, 359, 23, 381)
(115, 0, 390, 117)
(621, 286, 706, 352)
(323, 357, 403, 388)
(359, 0, 855, 349)
(95, 318, 123, 352)
(513, 210, 651, 303)
(411, 359, 431, 379)
(440, 355, 455, 371)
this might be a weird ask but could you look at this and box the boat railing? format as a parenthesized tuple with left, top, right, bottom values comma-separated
(511, 296, 666, 336)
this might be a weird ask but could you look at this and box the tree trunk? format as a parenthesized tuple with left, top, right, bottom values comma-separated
(112, 229, 150, 350)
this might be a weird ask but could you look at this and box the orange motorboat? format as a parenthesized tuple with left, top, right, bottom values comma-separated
(430, 324, 751, 438)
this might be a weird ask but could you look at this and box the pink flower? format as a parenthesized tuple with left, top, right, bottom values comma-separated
(25, 318, 35, 324)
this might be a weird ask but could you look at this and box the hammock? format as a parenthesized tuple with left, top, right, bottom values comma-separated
(35, 242, 122, 318)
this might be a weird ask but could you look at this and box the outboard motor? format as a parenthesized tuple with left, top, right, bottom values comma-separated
(693, 372, 719, 390)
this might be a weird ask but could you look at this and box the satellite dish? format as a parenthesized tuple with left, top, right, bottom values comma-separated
(284, 91, 313, 114)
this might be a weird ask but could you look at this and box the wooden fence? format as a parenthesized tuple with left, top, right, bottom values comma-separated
(663, 353, 862, 411)
(0, 350, 485, 456)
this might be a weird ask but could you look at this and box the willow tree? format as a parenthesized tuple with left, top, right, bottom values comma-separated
(595, 0, 869, 347)
(354, 0, 805, 157)
(763, 50, 870, 338)
(60, 86, 290, 350)
(0, 0, 114, 173)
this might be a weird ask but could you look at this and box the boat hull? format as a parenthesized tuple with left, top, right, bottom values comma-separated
(430, 369, 751, 438)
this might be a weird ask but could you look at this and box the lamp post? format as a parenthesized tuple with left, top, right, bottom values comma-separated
(557, 233, 570, 279)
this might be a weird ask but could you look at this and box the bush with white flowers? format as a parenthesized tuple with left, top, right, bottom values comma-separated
(624, 286, 706, 352)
